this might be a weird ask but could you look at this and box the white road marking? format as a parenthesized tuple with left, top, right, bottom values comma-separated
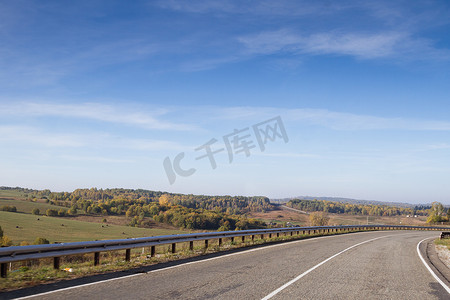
(260, 235, 392, 300)
(417, 237, 450, 294)
(13, 273, 143, 300)
(14, 231, 379, 299)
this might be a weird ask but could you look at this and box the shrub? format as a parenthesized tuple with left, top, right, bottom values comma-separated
(32, 208, 40, 215)
(33, 237, 50, 245)
(1, 235, 13, 247)
(0, 205, 17, 212)
(46, 209, 58, 217)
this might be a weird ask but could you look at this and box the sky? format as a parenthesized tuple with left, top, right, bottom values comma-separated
(1, 0, 450, 204)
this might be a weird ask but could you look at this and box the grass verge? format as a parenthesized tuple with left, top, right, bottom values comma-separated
(435, 237, 450, 250)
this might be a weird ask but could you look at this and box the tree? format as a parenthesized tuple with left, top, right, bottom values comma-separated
(68, 205, 77, 215)
(309, 212, 330, 226)
(159, 194, 171, 206)
(427, 202, 446, 223)
(32, 208, 40, 215)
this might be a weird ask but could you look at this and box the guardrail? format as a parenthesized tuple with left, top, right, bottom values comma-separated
(0, 224, 447, 278)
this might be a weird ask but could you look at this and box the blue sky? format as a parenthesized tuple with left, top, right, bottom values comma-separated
(1, 0, 450, 204)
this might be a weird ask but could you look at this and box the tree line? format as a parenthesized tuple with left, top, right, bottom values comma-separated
(20, 188, 270, 230)
(286, 199, 429, 216)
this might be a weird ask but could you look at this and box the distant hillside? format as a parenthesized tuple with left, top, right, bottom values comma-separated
(271, 196, 425, 209)
(0, 186, 270, 231)
(285, 198, 430, 217)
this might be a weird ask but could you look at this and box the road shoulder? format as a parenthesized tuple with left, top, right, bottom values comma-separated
(420, 238, 450, 286)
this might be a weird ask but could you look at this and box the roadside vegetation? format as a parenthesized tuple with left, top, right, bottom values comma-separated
(435, 238, 450, 250)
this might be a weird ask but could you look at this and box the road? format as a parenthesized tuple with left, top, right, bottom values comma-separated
(11, 231, 449, 300)
(280, 205, 309, 214)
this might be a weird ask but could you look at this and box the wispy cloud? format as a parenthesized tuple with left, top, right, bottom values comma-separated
(238, 29, 449, 60)
(0, 125, 87, 147)
(59, 154, 134, 164)
(156, 0, 349, 16)
(207, 106, 450, 131)
(421, 143, 450, 151)
(256, 152, 321, 159)
(1, 102, 197, 131)
(0, 124, 189, 154)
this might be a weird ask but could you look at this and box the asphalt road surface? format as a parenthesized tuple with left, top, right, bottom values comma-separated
(13, 230, 449, 300)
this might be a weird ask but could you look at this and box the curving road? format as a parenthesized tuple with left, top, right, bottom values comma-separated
(10, 231, 449, 299)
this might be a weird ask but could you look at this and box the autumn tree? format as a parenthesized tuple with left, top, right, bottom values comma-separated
(159, 194, 171, 206)
(309, 212, 330, 226)
(427, 201, 447, 223)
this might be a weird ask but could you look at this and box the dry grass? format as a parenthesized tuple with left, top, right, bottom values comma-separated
(0, 211, 186, 244)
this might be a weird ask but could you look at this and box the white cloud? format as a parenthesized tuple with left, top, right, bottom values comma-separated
(0, 125, 87, 147)
(119, 138, 187, 151)
(58, 155, 134, 164)
(1, 102, 197, 131)
(209, 106, 450, 131)
(0, 125, 189, 152)
(238, 29, 449, 60)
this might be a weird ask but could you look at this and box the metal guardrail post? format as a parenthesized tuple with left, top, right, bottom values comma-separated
(219, 238, 222, 246)
(151, 246, 156, 257)
(1, 263, 6, 278)
(242, 236, 245, 243)
(252, 235, 255, 241)
(53, 257, 60, 269)
(171, 243, 176, 253)
(125, 249, 131, 262)
(189, 241, 194, 251)
(231, 237, 235, 243)
(94, 252, 100, 266)
(204, 240, 208, 249)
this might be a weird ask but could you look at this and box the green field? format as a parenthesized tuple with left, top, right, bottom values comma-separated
(0, 211, 185, 244)
(0, 198, 64, 214)
(0, 189, 29, 198)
